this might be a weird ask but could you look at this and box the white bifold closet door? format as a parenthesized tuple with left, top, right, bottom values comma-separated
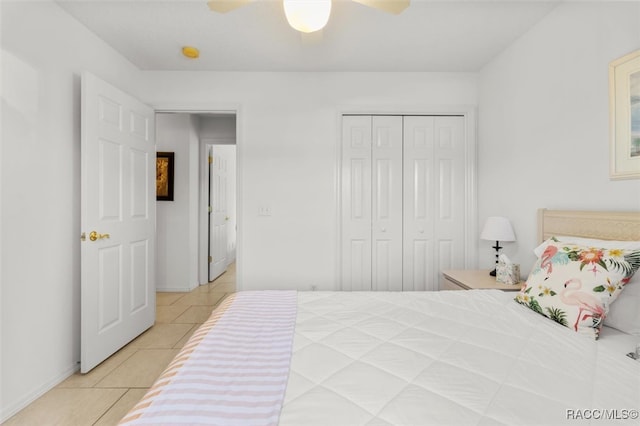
(341, 115, 466, 291)
(402, 116, 466, 290)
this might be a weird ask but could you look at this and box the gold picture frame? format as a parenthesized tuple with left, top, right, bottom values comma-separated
(156, 152, 174, 201)
(609, 49, 640, 179)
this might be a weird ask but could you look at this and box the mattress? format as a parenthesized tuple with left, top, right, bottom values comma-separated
(282, 290, 640, 425)
(122, 290, 640, 425)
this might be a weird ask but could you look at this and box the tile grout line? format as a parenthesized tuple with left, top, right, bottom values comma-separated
(90, 388, 129, 426)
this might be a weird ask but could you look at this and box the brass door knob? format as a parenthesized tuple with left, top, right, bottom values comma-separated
(89, 231, 110, 241)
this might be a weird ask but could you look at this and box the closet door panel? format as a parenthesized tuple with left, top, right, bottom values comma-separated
(409, 239, 433, 291)
(403, 116, 465, 291)
(372, 116, 403, 291)
(349, 239, 369, 291)
(342, 114, 469, 292)
(403, 116, 436, 290)
(341, 116, 373, 290)
(434, 116, 466, 288)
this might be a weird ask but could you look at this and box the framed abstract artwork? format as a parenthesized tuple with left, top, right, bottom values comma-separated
(609, 49, 640, 179)
(156, 152, 175, 201)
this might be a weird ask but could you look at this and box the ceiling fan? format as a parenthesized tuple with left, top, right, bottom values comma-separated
(207, 0, 410, 33)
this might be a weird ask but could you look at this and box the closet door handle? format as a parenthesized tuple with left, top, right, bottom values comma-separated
(89, 231, 110, 241)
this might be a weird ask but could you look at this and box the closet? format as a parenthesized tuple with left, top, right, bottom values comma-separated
(340, 114, 469, 291)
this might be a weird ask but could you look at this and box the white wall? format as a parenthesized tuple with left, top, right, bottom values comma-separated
(156, 113, 200, 292)
(200, 115, 237, 143)
(188, 115, 200, 287)
(0, 1, 141, 420)
(478, 1, 640, 276)
(141, 72, 479, 290)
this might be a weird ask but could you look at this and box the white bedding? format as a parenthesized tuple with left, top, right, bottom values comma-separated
(281, 290, 640, 425)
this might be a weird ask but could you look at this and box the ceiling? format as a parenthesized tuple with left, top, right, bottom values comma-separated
(56, 0, 561, 72)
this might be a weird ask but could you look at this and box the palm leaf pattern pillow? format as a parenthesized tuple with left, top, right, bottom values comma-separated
(515, 240, 640, 339)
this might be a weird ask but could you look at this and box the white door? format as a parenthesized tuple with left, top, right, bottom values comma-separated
(341, 115, 403, 291)
(341, 116, 373, 290)
(341, 114, 468, 292)
(403, 116, 466, 291)
(432, 116, 466, 288)
(81, 72, 155, 373)
(403, 116, 435, 291)
(208, 146, 228, 281)
(371, 116, 403, 291)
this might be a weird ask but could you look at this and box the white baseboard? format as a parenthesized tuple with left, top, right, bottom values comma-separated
(1, 363, 78, 423)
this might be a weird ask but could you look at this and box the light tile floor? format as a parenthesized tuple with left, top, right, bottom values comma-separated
(4, 264, 236, 426)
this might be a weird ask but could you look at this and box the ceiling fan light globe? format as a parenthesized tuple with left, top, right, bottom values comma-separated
(283, 0, 332, 33)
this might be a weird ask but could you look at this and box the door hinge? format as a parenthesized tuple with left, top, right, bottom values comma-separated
(209, 256, 213, 263)
(208, 156, 213, 164)
(208, 205, 212, 213)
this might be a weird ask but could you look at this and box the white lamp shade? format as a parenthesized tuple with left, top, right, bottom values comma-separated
(480, 216, 516, 242)
(283, 0, 332, 33)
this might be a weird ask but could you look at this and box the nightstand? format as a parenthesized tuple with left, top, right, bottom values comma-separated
(441, 269, 524, 291)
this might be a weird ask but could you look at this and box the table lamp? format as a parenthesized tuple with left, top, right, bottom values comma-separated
(480, 216, 516, 276)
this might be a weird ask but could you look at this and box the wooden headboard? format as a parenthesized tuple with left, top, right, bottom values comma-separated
(537, 209, 640, 243)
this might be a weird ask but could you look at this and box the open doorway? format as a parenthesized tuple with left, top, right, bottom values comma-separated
(154, 111, 238, 292)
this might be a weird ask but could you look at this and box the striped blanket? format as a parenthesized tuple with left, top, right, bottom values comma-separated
(119, 291, 298, 426)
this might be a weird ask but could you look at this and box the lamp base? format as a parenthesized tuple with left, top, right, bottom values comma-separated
(490, 240, 501, 277)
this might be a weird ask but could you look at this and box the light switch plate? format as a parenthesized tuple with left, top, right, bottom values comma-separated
(258, 206, 272, 216)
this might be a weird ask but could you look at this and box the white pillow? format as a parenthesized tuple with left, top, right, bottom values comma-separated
(534, 236, 640, 258)
(604, 274, 640, 335)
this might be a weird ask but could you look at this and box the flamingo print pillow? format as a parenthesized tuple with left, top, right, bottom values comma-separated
(515, 240, 640, 339)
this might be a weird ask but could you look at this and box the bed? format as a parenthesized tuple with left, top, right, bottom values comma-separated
(120, 209, 640, 425)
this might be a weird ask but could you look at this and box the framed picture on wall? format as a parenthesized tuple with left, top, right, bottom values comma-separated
(610, 49, 640, 179)
(156, 152, 175, 201)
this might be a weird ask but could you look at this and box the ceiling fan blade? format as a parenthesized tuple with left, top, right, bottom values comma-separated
(351, 0, 409, 15)
(207, 0, 252, 13)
